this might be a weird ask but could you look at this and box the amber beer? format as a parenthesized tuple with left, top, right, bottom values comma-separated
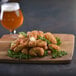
(1, 3, 23, 32)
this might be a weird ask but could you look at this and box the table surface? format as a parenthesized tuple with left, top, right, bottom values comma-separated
(0, 0, 76, 76)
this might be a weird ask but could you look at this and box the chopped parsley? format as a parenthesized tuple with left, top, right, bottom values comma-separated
(38, 36, 51, 44)
(8, 49, 28, 59)
(19, 32, 27, 37)
(49, 47, 67, 58)
(56, 37, 61, 45)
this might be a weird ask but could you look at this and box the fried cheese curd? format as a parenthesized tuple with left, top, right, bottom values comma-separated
(44, 32, 57, 44)
(10, 30, 60, 57)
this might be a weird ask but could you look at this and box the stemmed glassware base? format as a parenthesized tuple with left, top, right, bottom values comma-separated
(10, 30, 16, 34)
(9, 30, 18, 39)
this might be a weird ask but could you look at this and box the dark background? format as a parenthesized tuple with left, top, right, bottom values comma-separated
(0, 0, 76, 35)
(0, 0, 76, 76)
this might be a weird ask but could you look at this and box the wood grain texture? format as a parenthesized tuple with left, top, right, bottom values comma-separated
(0, 34, 75, 63)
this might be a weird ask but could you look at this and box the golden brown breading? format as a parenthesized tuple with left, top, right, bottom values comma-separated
(29, 47, 44, 56)
(18, 34, 25, 38)
(10, 39, 20, 50)
(48, 44, 60, 50)
(27, 30, 44, 39)
(27, 39, 47, 49)
(43, 46, 48, 50)
(27, 30, 38, 39)
(10, 31, 61, 57)
(21, 48, 28, 55)
(36, 39, 47, 48)
(19, 38, 28, 44)
(38, 31, 44, 37)
(19, 38, 29, 47)
(28, 41, 36, 47)
(44, 32, 57, 44)
(13, 44, 24, 52)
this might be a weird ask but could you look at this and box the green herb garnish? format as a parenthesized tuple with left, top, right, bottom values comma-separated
(56, 37, 61, 45)
(49, 47, 67, 58)
(44, 50, 48, 56)
(8, 49, 28, 59)
(38, 36, 51, 44)
(19, 32, 27, 37)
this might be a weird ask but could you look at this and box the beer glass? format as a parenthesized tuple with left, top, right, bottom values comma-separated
(0, 2, 24, 34)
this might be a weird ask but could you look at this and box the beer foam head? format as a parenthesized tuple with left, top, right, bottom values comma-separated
(0, 2, 20, 20)
(1, 2, 20, 11)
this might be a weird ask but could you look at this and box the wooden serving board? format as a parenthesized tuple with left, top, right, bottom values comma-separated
(0, 34, 75, 63)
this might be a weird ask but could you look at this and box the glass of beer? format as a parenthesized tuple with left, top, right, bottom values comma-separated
(0, 2, 23, 34)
